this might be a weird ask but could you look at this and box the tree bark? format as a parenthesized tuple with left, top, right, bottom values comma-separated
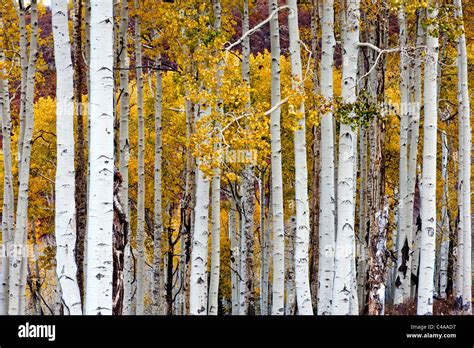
(288, 0, 313, 315)
(85, 0, 114, 315)
(317, 0, 336, 315)
(8, 0, 38, 315)
(269, 0, 285, 316)
(52, 0, 83, 315)
(333, 0, 360, 315)
(135, 1, 146, 315)
(417, 1, 438, 315)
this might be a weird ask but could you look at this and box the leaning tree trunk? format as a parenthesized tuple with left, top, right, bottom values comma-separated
(333, 0, 360, 315)
(269, 0, 285, 316)
(287, 0, 313, 315)
(85, 0, 114, 315)
(52, 0, 83, 315)
(317, 0, 336, 315)
(8, 0, 38, 315)
(417, 1, 438, 315)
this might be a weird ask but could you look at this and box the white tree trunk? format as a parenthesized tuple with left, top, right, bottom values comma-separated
(8, 0, 38, 315)
(118, 0, 133, 316)
(269, 0, 285, 316)
(189, 101, 211, 315)
(287, 0, 313, 315)
(260, 178, 271, 315)
(52, 0, 83, 315)
(438, 131, 449, 298)
(152, 60, 164, 315)
(394, 3, 411, 305)
(17, 4, 27, 172)
(318, 0, 336, 315)
(332, 0, 360, 315)
(407, 9, 424, 298)
(208, 0, 222, 316)
(417, 2, 438, 315)
(454, 0, 472, 314)
(135, 6, 146, 315)
(229, 199, 239, 315)
(285, 217, 296, 315)
(85, 0, 114, 315)
(208, 171, 221, 315)
(0, 35, 14, 315)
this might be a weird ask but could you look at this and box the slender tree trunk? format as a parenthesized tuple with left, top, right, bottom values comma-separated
(287, 0, 313, 315)
(8, 0, 38, 315)
(72, 0, 88, 305)
(0, 28, 14, 315)
(152, 58, 164, 315)
(394, 2, 411, 305)
(135, 2, 146, 315)
(357, 126, 368, 312)
(309, 0, 321, 311)
(333, 0, 360, 315)
(208, 170, 221, 315)
(417, 1, 438, 315)
(438, 131, 449, 298)
(285, 217, 296, 315)
(85, 0, 114, 315)
(117, 0, 133, 316)
(366, 116, 387, 315)
(239, 0, 256, 316)
(52, 0, 83, 315)
(407, 9, 424, 298)
(229, 198, 239, 315)
(83, 0, 92, 307)
(317, 0, 336, 316)
(17, 4, 27, 173)
(259, 172, 270, 315)
(269, 0, 285, 316)
(183, 99, 195, 315)
(208, 0, 222, 316)
(454, 0, 471, 314)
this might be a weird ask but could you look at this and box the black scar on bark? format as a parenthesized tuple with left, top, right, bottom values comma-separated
(398, 238, 410, 276)
(395, 275, 402, 288)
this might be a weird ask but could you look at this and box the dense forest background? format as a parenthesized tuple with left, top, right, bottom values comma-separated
(0, 0, 472, 316)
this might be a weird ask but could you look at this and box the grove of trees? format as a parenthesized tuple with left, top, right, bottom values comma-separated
(0, 0, 472, 316)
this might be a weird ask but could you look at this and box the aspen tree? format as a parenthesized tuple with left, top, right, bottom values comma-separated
(318, 0, 336, 315)
(135, 0, 146, 315)
(52, 0, 83, 314)
(333, 0, 360, 315)
(417, 1, 439, 315)
(288, 0, 313, 315)
(269, 0, 285, 316)
(8, 0, 38, 315)
(85, 0, 114, 315)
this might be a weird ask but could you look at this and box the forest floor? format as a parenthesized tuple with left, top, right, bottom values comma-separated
(385, 291, 474, 315)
